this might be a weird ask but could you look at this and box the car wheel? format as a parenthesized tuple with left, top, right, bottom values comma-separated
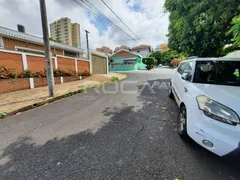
(177, 105, 188, 137)
(168, 83, 174, 99)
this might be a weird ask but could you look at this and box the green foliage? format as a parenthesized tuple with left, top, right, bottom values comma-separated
(78, 71, 90, 76)
(0, 66, 76, 79)
(0, 112, 7, 119)
(228, 15, 240, 47)
(164, 0, 240, 57)
(95, 83, 103, 88)
(64, 83, 104, 98)
(110, 76, 119, 82)
(53, 69, 74, 77)
(0, 65, 16, 79)
(142, 57, 157, 66)
(17, 69, 35, 78)
(150, 51, 162, 64)
(35, 70, 47, 78)
(160, 50, 188, 64)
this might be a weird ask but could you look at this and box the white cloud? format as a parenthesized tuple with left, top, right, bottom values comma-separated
(0, 0, 169, 51)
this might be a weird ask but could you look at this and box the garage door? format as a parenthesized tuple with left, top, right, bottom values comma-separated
(92, 54, 107, 74)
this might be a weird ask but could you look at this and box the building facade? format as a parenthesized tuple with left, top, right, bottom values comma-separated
(155, 43, 168, 52)
(50, 17, 81, 48)
(110, 49, 145, 71)
(96, 46, 113, 54)
(0, 26, 84, 58)
(131, 45, 153, 57)
(72, 23, 80, 48)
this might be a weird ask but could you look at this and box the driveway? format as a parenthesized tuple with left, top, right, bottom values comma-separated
(0, 68, 239, 180)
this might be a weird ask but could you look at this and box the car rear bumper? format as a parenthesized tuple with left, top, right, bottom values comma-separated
(187, 108, 240, 157)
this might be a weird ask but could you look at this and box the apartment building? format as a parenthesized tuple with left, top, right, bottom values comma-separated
(50, 17, 81, 48)
(72, 23, 80, 48)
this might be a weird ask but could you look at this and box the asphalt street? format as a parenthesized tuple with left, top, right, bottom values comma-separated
(0, 68, 239, 180)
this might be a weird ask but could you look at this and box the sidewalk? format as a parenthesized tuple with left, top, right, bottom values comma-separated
(0, 73, 126, 116)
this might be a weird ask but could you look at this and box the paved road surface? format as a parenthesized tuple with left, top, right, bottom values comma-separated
(0, 68, 239, 180)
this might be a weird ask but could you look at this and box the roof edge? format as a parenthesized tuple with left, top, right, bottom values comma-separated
(111, 49, 142, 58)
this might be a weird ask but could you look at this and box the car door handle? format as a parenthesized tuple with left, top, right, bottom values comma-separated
(184, 87, 188, 92)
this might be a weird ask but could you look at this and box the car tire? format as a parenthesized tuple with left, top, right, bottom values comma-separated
(177, 105, 188, 137)
(168, 83, 174, 99)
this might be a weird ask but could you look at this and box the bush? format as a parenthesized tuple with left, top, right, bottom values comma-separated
(0, 66, 76, 79)
(142, 57, 156, 66)
(0, 65, 16, 79)
(170, 58, 182, 67)
(53, 69, 74, 77)
(146, 65, 153, 70)
(142, 57, 156, 70)
(35, 70, 47, 78)
(17, 69, 35, 78)
(79, 71, 90, 76)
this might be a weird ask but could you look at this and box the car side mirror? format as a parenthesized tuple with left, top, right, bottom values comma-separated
(181, 72, 189, 81)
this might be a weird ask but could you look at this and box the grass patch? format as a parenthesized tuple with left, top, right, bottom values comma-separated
(94, 83, 104, 88)
(63, 83, 104, 98)
(110, 76, 119, 82)
(0, 112, 7, 119)
(80, 86, 92, 92)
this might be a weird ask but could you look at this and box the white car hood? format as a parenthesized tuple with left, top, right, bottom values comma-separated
(193, 83, 240, 115)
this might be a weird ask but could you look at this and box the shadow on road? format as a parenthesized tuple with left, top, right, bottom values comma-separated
(0, 79, 239, 179)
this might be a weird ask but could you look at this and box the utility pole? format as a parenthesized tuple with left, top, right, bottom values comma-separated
(39, 0, 55, 96)
(85, 30, 90, 59)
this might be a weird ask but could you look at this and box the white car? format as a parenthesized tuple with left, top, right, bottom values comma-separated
(169, 58, 240, 156)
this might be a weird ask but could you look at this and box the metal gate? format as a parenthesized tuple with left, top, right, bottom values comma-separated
(92, 54, 107, 74)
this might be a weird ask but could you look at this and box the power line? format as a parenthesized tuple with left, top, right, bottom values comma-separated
(72, 0, 139, 44)
(70, 0, 126, 37)
(88, 35, 168, 43)
(101, 0, 142, 42)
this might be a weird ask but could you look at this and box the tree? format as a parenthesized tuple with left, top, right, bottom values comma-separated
(96, 46, 113, 54)
(142, 57, 157, 70)
(114, 45, 130, 52)
(150, 51, 162, 64)
(164, 0, 240, 57)
(228, 15, 240, 47)
(170, 58, 182, 67)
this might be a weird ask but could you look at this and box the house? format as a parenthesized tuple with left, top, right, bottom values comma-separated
(155, 43, 168, 52)
(109, 49, 145, 71)
(0, 25, 84, 58)
(131, 45, 153, 57)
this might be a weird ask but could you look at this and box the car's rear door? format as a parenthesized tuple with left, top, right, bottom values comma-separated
(180, 61, 194, 98)
(172, 61, 187, 105)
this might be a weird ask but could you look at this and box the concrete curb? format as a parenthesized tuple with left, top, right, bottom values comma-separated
(1, 74, 127, 120)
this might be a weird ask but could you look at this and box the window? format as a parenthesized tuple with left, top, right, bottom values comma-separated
(177, 62, 187, 74)
(0, 36, 4, 48)
(183, 61, 193, 80)
(193, 61, 240, 86)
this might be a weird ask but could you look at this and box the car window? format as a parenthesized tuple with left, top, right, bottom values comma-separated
(183, 62, 193, 80)
(177, 62, 187, 74)
(193, 61, 240, 86)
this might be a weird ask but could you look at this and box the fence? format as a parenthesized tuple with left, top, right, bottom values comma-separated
(0, 76, 86, 94)
(0, 49, 90, 74)
(0, 49, 90, 94)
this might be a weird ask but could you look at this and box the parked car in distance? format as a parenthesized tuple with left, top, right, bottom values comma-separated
(158, 64, 163, 67)
(169, 58, 240, 156)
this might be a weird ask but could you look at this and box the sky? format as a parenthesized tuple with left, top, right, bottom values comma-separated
(0, 0, 169, 52)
